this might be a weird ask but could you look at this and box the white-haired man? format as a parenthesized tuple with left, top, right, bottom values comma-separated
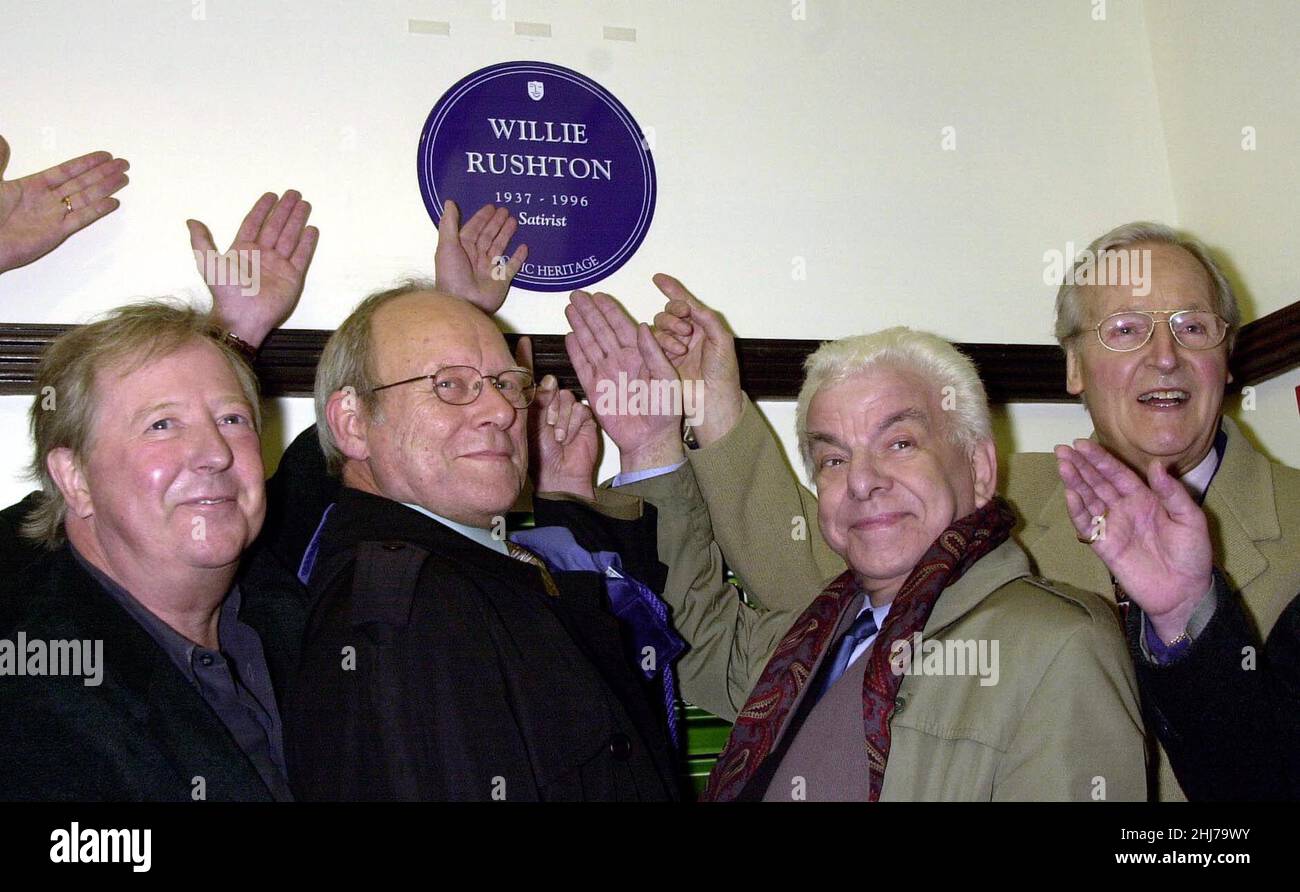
(566, 290, 1145, 801)
(651, 222, 1300, 801)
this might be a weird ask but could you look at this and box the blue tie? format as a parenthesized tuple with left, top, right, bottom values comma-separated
(808, 607, 879, 706)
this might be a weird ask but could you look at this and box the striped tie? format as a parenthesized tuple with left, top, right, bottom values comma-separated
(507, 541, 562, 598)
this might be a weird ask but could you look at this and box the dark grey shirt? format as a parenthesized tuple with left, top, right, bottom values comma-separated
(71, 547, 292, 801)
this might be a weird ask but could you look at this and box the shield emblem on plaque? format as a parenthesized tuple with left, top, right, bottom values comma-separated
(527, 80, 544, 101)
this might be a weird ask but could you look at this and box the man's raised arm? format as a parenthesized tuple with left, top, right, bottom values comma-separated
(564, 287, 805, 718)
(650, 276, 844, 604)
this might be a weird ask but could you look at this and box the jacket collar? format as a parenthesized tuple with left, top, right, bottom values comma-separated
(317, 487, 548, 596)
(41, 548, 175, 703)
(401, 501, 509, 555)
(920, 538, 1033, 635)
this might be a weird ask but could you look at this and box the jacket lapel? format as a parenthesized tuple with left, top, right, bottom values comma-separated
(1202, 416, 1274, 594)
(1017, 456, 1118, 600)
(58, 552, 273, 800)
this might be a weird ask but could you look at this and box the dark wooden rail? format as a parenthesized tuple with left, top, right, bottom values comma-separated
(2, 300, 1295, 401)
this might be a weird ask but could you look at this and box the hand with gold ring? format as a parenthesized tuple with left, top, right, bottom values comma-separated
(0, 134, 130, 274)
(1076, 509, 1106, 544)
(1055, 439, 1213, 641)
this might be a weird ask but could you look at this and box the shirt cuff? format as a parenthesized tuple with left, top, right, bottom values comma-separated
(612, 461, 686, 488)
(1140, 574, 1221, 665)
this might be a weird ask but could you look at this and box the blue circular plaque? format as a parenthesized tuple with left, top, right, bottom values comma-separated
(418, 61, 657, 292)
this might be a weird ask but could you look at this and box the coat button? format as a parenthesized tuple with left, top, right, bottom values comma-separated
(893, 696, 906, 713)
(607, 733, 633, 761)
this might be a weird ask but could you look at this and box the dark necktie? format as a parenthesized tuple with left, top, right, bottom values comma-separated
(807, 607, 879, 707)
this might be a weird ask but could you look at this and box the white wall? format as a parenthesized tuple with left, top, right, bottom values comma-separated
(0, 0, 1293, 504)
(1144, 0, 1300, 467)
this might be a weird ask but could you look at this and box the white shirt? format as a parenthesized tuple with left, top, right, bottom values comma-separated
(401, 502, 508, 556)
(1179, 442, 1221, 501)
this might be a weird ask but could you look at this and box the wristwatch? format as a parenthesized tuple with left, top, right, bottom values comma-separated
(221, 330, 258, 363)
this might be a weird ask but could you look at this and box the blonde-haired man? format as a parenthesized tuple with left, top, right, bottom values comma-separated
(0, 302, 299, 800)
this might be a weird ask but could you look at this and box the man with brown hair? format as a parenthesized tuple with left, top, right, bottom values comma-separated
(0, 302, 301, 800)
(0, 186, 321, 801)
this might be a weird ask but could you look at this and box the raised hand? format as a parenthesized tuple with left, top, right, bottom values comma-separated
(1055, 439, 1213, 642)
(0, 135, 129, 274)
(514, 334, 599, 494)
(530, 374, 600, 500)
(649, 274, 743, 446)
(188, 190, 319, 349)
(434, 199, 528, 314)
(565, 290, 684, 473)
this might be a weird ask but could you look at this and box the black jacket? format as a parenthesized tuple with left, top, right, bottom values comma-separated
(282, 487, 681, 802)
(1130, 579, 1300, 801)
(1, 425, 680, 801)
(0, 492, 43, 585)
(0, 544, 306, 801)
